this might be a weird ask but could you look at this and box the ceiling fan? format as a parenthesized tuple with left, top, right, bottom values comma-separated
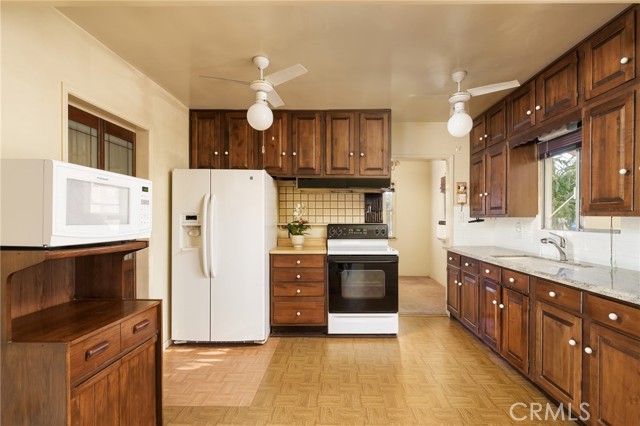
(446, 70, 520, 137)
(200, 55, 308, 130)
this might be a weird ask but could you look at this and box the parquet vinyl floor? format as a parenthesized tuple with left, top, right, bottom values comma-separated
(398, 276, 446, 316)
(164, 316, 578, 425)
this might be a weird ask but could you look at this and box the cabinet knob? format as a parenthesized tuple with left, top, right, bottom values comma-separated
(282, 151, 286, 156)
(526, 110, 532, 116)
(535, 105, 541, 111)
(296, 289, 301, 294)
(360, 153, 365, 157)
(214, 151, 219, 155)
(448, 257, 453, 261)
(485, 269, 490, 274)
(484, 134, 488, 138)
(224, 151, 229, 155)
(479, 137, 483, 141)
(619, 168, 628, 175)
(479, 193, 484, 198)
(548, 291, 557, 298)
(296, 260, 301, 265)
(568, 339, 577, 346)
(509, 277, 515, 283)
(464, 262, 469, 266)
(458, 282, 462, 287)
(292, 152, 297, 156)
(349, 152, 354, 156)
(584, 347, 593, 354)
(296, 311, 301, 316)
(499, 303, 505, 309)
(484, 192, 489, 196)
(454, 280, 458, 284)
(492, 300, 498, 305)
(608, 312, 619, 321)
(296, 274, 301, 279)
(621, 56, 630, 64)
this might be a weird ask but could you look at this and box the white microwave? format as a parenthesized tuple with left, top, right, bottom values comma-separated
(1, 159, 152, 247)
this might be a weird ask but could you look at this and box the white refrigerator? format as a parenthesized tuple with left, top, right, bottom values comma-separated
(171, 169, 277, 343)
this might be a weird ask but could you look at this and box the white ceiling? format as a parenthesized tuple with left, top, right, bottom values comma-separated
(55, 1, 629, 122)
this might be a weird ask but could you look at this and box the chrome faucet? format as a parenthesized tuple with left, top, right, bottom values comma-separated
(540, 232, 567, 261)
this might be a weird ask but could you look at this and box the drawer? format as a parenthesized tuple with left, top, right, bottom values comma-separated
(461, 256, 479, 274)
(272, 254, 325, 268)
(585, 293, 640, 339)
(70, 324, 121, 384)
(481, 262, 501, 282)
(273, 281, 325, 297)
(121, 306, 158, 351)
(447, 252, 461, 267)
(535, 279, 582, 313)
(272, 268, 325, 283)
(272, 298, 326, 325)
(501, 269, 530, 294)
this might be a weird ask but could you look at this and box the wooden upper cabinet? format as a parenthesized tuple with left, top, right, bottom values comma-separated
(508, 80, 536, 135)
(291, 111, 323, 175)
(536, 50, 579, 122)
(260, 111, 290, 176)
(485, 100, 507, 147)
(325, 111, 356, 175)
(582, 90, 636, 214)
(358, 111, 390, 176)
(190, 110, 222, 169)
(583, 9, 636, 100)
(469, 152, 486, 217)
(470, 115, 486, 154)
(223, 112, 257, 169)
(485, 142, 508, 216)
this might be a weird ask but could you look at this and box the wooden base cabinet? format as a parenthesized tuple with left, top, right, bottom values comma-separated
(446, 266, 461, 318)
(460, 271, 480, 334)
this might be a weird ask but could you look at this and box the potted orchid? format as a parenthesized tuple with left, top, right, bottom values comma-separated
(287, 203, 310, 247)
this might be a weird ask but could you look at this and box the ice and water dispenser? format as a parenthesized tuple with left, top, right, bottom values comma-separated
(179, 213, 202, 249)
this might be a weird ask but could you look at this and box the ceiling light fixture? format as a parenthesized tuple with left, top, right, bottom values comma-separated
(447, 101, 473, 138)
(246, 91, 273, 131)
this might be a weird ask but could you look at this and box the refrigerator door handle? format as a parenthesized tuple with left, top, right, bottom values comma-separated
(200, 193, 211, 278)
(209, 194, 216, 278)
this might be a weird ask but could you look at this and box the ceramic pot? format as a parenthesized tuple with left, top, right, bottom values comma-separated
(290, 235, 305, 248)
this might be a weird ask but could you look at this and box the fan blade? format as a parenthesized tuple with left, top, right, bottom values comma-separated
(265, 63, 308, 87)
(199, 75, 251, 85)
(467, 80, 520, 97)
(267, 89, 285, 108)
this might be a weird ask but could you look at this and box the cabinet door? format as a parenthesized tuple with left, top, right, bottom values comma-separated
(586, 323, 640, 426)
(223, 112, 257, 169)
(190, 111, 222, 169)
(470, 153, 486, 216)
(291, 112, 323, 175)
(485, 142, 507, 216)
(582, 90, 635, 214)
(71, 360, 120, 426)
(470, 116, 486, 154)
(534, 301, 582, 411)
(583, 10, 636, 100)
(325, 111, 356, 176)
(446, 266, 461, 318)
(500, 288, 529, 374)
(536, 50, 579, 122)
(119, 338, 157, 426)
(261, 111, 290, 176)
(460, 272, 479, 334)
(508, 80, 536, 135)
(358, 111, 390, 176)
(480, 279, 501, 351)
(485, 101, 507, 147)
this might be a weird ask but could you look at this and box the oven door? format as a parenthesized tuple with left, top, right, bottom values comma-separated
(327, 255, 398, 313)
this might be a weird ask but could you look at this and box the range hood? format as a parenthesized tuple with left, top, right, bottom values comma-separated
(296, 177, 392, 192)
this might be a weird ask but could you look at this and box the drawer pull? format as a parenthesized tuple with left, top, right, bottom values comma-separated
(133, 319, 151, 334)
(619, 168, 628, 175)
(464, 262, 469, 267)
(608, 313, 619, 321)
(499, 303, 505, 309)
(448, 257, 453, 261)
(584, 347, 593, 355)
(621, 56, 630, 64)
(548, 291, 557, 298)
(492, 300, 498, 305)
(509, 277, 515, 283)
(296, 289, 301, 294)
(485, 269, 490, 274)
(296, 311, 301, 316)
(568, 339, 577, 346)
(296, 260, 301, 265)
(526, 110, 532, 116)
(296, 274, 301, 279)
(85, 341, 110, 360)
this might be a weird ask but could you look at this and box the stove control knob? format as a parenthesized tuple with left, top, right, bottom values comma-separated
(381, 228, 387, 236)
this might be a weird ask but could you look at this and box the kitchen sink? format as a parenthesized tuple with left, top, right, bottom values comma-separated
(491, 254, 591, 270)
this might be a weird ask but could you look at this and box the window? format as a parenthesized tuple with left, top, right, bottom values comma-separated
(68, 105, 135, 176)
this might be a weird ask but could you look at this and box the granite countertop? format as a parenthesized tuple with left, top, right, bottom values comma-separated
(447, 246, 640, 307)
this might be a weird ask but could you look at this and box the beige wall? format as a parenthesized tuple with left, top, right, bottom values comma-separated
(1, 4, 190, 345)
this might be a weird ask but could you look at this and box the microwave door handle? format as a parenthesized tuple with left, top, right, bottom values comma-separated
(200, 193, 211, 278)
(209, 194, 216, 278)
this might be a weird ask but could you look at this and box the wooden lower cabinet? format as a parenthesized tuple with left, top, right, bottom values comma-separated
(501, 288, 529, 374)
(446, 266, 461, 318)
(460, 271, 480, 334)
(534, 301, 582, 411)
(585, 323, 640, 426)
(71, 359, 121, 426)
(480, 278, 501, 351)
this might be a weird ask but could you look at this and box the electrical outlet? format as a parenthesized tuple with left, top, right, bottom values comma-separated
(515, 221, 522, 238)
